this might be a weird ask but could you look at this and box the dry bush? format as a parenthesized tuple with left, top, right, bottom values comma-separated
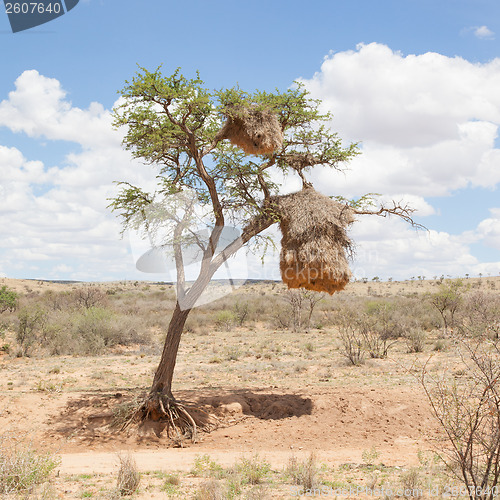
(460, 291, 500, 340)
(116, 454, 141, 496)
(193, 479, 225, 500)
(285, 453, 320, 490)
(399, 468, 423, 497)
(338, 320, 365, 366)
(16, 305, 47, 356)
(404, 329, 426, 353)
(0, 435, 60, 495)
(422, 337, 500, 499)
(72, 285, 107, 309)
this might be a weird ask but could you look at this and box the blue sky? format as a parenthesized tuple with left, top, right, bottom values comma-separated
(0, 0, 499, 282)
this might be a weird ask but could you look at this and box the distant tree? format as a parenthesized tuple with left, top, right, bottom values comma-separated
(0, 285, 18, 313)
(428, 279, 466, 335)
(110, 67, 419, 435)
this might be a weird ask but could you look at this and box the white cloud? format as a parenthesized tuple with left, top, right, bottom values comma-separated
(474, 26, 495, 40)
(0, 59, 499, 283)
(299, 43, 500, 196)
(0, 71, 157, 281)
(475, 208, 500, 250)
(0, 70, 115, 148)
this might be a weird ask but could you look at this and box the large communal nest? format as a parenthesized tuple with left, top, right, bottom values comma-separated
(218, 105, 283, 155)
(273, 187, 355, 294)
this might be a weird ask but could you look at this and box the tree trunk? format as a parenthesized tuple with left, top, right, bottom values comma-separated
(149, 301, 190, 400)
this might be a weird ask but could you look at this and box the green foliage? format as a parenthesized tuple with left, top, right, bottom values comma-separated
(16, 305, 47, 356)
(0, 438, 60, 495)
(190, 455, 224, 479)
(215, 310, 236, 331)
(428, 279, 466, 333)
(110, 66, 359, 231)
(233, 455, 271, 485)
(0, 285, 18, 313)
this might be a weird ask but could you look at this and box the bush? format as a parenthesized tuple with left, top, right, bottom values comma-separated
(233, 455, 270, 485)
(215, 310, 236, 331)
(116, 454, 140, 496)
(404, 329, 426, 353)
(16, 305, 47, 356)
(0, 286, 18, 313)
(0, 436, 59, 495)
(421, 337, 500, 498)
(285, 453, 320, 490)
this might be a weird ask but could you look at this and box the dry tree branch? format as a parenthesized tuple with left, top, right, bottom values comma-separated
(354, 200, 427, 230)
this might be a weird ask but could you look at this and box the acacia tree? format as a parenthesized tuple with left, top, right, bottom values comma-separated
(110, 67, 416, 434)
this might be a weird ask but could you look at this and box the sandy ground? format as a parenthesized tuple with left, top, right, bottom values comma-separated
(0, 384, 439, 475)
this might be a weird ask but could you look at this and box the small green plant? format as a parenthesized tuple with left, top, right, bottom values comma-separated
(234, 455, 271, 485)
(215, 310, 236, 331)
(191, 455, 224, 479)
(304, 342, 315, 352)
(163, 472, 180, 486)
(161, 473, 180, 495)
(362, 446, 381, 466)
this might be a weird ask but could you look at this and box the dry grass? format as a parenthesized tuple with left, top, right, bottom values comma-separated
(116, 454, 141, 496)
(0, 434, 59, 495)
(218, 104, 283, 155)
(273, 187, 354, 294)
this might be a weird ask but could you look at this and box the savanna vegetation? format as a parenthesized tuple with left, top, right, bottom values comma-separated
(0, 276, 499, 498)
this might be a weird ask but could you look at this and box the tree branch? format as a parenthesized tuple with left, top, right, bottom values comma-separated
(354, 201, 427, 230)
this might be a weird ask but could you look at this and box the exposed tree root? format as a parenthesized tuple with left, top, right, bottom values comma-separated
(119, 392, 219, 445)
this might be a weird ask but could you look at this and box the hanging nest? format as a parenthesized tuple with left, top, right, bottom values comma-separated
(218, 105, 283, 155)
(273, 187, 355, 294)
(285, 152, 317, 170)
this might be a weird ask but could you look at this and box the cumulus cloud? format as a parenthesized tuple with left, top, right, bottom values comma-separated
(474, 26, 495, 40)
(1, 57, 499, 282)
(299, 44, 500, 196)
(0, 71, 156, 281)
(298, 43, 500, 279)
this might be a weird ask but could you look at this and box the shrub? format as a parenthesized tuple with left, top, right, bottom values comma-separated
(215, 310, 236, 331)
(193, 479, 225, 500)
(191, 455, 224, 479)
(234, 455, 270, 485)
(337, 312, 365, 366)
(0, 286, 18, 313)
(233, 302, 249, 326)
(399, 468, 422, 497)
(0, 437, 60, 495)
(116, 454, 140, 496)
(421, 338, 500, 498)
(285, 453, 320, 490)
(404, 329, 426, 353)
(16, 305, 47, 356)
